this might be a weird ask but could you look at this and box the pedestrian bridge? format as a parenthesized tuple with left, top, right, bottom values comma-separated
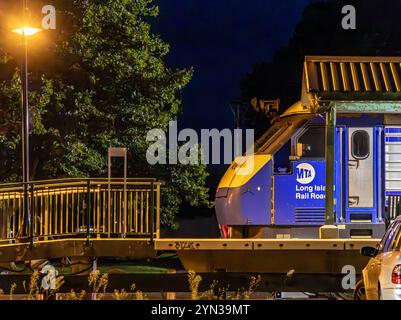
(0, 178, 160, 262)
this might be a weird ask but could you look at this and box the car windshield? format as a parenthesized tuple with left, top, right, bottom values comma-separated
(394, 221, 401, 251)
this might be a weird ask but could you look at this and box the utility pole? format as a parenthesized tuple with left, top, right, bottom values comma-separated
(12, 1, 42, 238)
(230, 99, 249, 159)
(229, 100, 243, 129)
(22, 0, 30, 238)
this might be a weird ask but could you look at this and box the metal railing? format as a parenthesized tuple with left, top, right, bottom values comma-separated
(0, 178, 160, 244)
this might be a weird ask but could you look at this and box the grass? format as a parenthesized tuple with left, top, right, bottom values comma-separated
(1, 254, 181, 276)
(187, 270, 261, 300)
(1, 264, 262, 300)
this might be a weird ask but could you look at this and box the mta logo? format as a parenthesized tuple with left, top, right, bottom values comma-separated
(297, 168, 312, 179)
(296, 163, 315, 184)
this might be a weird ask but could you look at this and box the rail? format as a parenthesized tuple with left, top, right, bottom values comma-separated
(0, 178, 160, 244)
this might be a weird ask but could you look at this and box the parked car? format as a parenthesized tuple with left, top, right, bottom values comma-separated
(354, 216, 401, 300)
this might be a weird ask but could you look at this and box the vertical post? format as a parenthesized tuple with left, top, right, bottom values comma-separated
(108, 147, 127, 237)
(22, 30, 30, 238)
(325, 105, 336, 225)
(86, 180, 91, 244)
(377, 127, 383, 222)
(156, 184, 160, 238)
(150, 180, 154, 242)
(108, 151, 111, 238)
(30, 182, 34, 248)
(123, 152, 127, 235)
(236, 104, 240, 129)
(320, 104, 340, 239)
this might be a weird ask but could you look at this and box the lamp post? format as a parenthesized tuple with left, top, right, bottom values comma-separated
(12, 26, 41, 237)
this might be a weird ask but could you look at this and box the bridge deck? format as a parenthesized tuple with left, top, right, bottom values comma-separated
(0, 238, 156, 262)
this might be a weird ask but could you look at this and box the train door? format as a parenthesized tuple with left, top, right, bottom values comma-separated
(343, 127, 381, 225)
(348, 128, 374, 208)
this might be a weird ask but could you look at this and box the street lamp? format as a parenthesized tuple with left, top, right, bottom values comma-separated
(12, 25, 41, 238)
(13, 27, 41, 36)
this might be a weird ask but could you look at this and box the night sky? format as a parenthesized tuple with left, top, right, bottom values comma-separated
(153, 0, 314, 132)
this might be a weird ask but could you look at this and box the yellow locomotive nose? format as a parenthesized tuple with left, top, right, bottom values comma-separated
(215, 154, 273, 237)
(217, 154, 272, 190)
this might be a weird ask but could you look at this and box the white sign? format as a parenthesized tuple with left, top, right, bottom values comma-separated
(295, 163, 316, 184)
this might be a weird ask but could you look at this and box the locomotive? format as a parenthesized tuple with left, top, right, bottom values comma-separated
(216, 56, 401, 239)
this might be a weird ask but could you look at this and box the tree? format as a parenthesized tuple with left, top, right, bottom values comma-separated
(0, 0, 210, 229)
(240, 0, 401, 138)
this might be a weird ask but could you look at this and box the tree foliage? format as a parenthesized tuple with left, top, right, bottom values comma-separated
(0, 0, 210, 228)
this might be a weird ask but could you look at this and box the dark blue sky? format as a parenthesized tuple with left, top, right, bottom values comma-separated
(154, 0, 314, 132)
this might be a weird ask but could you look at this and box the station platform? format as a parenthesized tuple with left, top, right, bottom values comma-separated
(155, 238, 380, 273)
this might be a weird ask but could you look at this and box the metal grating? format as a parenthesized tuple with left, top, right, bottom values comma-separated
(304, 56, 401, 95)
(295, 207, 325, 224)
(387, 195, 401, 220)
(385, 126, 401, 191)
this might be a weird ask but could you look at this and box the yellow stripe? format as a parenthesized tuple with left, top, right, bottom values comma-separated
(350, 235, 372, 239)
(218, 154, 271, 189)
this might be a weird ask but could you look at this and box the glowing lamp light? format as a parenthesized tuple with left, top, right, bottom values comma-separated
(12, 27, 41, 36)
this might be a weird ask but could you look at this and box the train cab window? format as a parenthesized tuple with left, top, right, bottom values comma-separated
(352, 130, 370, 159)
(273, 140, 291, 173)
(297, 126, 325, 158)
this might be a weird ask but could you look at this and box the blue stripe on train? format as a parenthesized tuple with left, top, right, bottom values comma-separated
(386, 191, 401, 196)
(386, 127, 401, 133)
(385, 137, 401, 142)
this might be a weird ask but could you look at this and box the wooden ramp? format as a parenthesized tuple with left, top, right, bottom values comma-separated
(0, 238, 156, 262)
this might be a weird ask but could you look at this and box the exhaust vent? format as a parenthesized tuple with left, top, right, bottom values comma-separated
(295, 207, 325, 224)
